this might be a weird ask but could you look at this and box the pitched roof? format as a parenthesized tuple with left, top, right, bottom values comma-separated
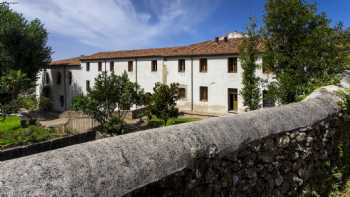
(50, 35, 264, 64)
(50, 57, 81, 66)
(80, 38, 249, 61)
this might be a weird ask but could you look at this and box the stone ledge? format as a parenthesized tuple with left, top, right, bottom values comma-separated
(0, 90, 341, 197)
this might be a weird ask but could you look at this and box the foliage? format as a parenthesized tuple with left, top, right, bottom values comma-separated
(149, 83, 179, 126)
(71, 95, 87, 111)
(263, 0, 347, 104)
(338, 88, 350, 121)
(148, 115, 200, 127)
(0, 4, 51, 81)
(72, 71, 145, 134)
(18, 95, 38, 111)
(0, 116, 59, 149)
(339, 28, 350, 69)
(38, 96, 51, 111)
(0, 115, 21, 132)
(239, 18, 261, 111)
(306, 89, 350, 196)
(0, 70, 31, 117)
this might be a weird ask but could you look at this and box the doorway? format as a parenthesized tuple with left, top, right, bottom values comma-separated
(228, 88, 238, 111)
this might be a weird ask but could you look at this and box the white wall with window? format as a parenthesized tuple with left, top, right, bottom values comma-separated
(40, 54, 273, 113)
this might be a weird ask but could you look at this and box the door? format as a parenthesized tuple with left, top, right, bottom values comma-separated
(228, 88, 238, 111)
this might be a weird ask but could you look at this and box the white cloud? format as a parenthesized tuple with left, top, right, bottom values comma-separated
(11, 0, 217, 50)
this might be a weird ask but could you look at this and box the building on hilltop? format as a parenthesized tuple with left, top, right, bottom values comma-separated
(36, 32, 274, 115)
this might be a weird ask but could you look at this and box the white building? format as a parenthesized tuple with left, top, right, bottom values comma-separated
(37, 32, 274, 115)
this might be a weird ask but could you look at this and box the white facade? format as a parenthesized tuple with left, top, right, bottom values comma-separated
(38, 56, 273, 115)
(37, 32, 275, 114)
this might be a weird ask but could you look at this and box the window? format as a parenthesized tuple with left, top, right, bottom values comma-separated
(178, 59, 185, 72)
(98, 62, 102, 71)
(68, 71, 72, 85)
(228, 57, 238, 73)
(44, 71, 50, 84)
(59, 95, 64, 107)
(199, 58, 207, 72)
(263, 90, 275, 107)
(56, 72, 62, 85)
(228, 88, 238, 111)
(151, 60, 157, 72)
(200, 86, 208, 101)
(86, 62, 90, 71)
(128, 61, 133, 72)
(178, 88, 186, 99)
(110, 61, 114, 72)
(86, 80, 90, 92)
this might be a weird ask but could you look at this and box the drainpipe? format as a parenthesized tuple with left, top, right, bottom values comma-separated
(191, 56, 194, 112)
(104, 60, 109, 119)
(162, 57, 167, 84)
(135, 58, 138, 85)
(63, 65, 67, 111)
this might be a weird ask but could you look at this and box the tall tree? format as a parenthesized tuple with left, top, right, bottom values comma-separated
(0, 3, 51, 80)
(72, 72, 145, 134)
(263, 0, 347, 103)
(149, 83, 179, 126)
(240, 18, 261, 111)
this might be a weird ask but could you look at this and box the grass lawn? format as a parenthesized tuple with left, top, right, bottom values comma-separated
(0, 116, 22, 132)
(148, 116, 200, 127)
(0, 116, 61, 149)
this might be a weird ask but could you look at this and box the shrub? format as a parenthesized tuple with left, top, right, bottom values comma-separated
(38, 96, 51, 111)
(18, 95, 38, 111)
(149, 83, 179, 126)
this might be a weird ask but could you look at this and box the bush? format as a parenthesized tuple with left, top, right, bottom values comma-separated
(103, 117, 126, 135)
(0, 124, 58, 149)
(18, 95, 37, 111)
(38, 96, 51, 111)
(23, 126, 55, 143)
(149, 83, 179, 126)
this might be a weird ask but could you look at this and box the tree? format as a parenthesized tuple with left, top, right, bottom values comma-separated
(0, 3, 51, 81)
(339, 27, 350, 68)
(0, 70, 31, 119)
(72, 71, 145, 134)
(263, 0, 347, 103)
(240, 18, 261, 111)
(149, 83, 179, 126)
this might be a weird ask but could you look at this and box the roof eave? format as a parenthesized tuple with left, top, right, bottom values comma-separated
(80, 52, 241, 61)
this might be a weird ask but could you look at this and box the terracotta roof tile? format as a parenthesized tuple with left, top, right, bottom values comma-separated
(50, 57, 81, 66)
(80, 38, 249, 61)
(51, 37, 264, 64)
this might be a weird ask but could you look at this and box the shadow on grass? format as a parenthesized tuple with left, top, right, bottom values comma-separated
(147, 116, 200, 127)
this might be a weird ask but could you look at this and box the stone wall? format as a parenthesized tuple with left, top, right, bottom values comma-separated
(0, 87, 344, 197)
(126, 116, 339, 197)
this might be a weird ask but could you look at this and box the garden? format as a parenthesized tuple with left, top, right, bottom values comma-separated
(0, 115, 62, 149)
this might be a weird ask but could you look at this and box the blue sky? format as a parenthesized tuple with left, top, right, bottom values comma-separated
(9, 0, 350, 60)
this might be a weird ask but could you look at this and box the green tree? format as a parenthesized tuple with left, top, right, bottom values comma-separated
(0, 70, 31, 119)
(149, 83, 179, 126)
(240, 18, 261, 111)
(0, 3, 51, 80)
(72, 71, 144, 134)
(340, 27, 350, 68)
(263, 0, 347, 103)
